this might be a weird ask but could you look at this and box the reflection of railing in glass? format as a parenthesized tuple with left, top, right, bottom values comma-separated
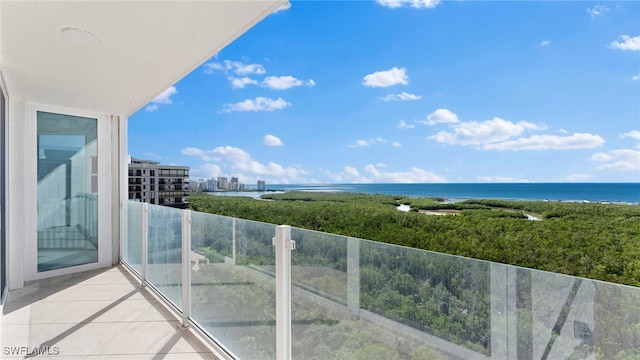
(37, 111, 98, 272)
(123, 201, 640, 360)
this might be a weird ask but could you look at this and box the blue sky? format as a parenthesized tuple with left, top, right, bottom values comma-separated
(129, 1, 640, 185)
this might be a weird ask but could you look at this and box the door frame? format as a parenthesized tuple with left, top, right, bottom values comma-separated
(24, 103, 113, 281)
(0, 74, 7, 303)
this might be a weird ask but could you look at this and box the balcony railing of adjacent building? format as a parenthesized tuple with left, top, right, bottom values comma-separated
(123, 201, 640, 360)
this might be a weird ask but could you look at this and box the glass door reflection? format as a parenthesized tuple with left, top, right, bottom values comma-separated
(37, 111, 98, 272)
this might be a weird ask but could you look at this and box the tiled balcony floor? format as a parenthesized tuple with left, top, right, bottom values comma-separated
(1, 265, 219, 359)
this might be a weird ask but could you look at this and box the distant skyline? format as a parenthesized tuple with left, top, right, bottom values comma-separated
(129, 1, 640, 184)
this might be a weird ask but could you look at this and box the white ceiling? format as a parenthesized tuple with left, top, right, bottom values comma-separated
(0, 0, 286, 116)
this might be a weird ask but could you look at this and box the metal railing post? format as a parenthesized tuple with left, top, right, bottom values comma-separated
(273, 225, 295, 360)
(141, 203, 148, 287)
(181, 209, 192, 328)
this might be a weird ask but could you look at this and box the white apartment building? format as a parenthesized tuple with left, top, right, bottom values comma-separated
(204, 178, 219, 192)
(217, 176, 229, 191)
(128, 157, 190, 209)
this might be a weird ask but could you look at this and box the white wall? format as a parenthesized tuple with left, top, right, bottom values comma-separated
(7, 94, 25, 290)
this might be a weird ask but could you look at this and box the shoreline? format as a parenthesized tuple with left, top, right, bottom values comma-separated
(262, 183, 640, 205)
(201, 189, 639, 206)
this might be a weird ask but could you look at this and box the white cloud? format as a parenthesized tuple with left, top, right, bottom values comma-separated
(587, 4, 609, 17)
(145, 86, 177, 111)
(566, 174, 591, 181)
(417, 108, 460, 125)
(392, 141, 403, 147)
(222, 97, 291, 113)
(229, 77, 258, 89)
(398, 120, 415, 129)
(190, 163, 223, 179)
(377, 0, 440, 9)
(425, 112, 599, 152)
(348, 138, 386, 148)
(610, 35, 640, 51)
(325, 164, 445, 183)
(231, 62, 266, 75)
(429, 117, 544, 146)
(539, 40, 550, 47)
(204, 60, 266, 75)
(349, 140, 371, 148)
(477, 176, 529, 183)
(181, 147, 217, 162)
(362, 164, 446, 183)
(591, 149, 640, 171)
(327, 165, 444, 183)
(182, 145, 306, 181)
(264, 134, 284, 146)
(363, 164, 381, 178)
(380, 92, 422, 101)
(633, 74, 640, 81)
(483, 133, 605, 151)
(274, 2, 291, 12)
(151, 86, 177, 104)
(262, 76, 315, 90)
(344, 166, 360, 178)
(591, 153, 613, 162)
(621, 130, 640, 140)
(363, 67, 408, 88)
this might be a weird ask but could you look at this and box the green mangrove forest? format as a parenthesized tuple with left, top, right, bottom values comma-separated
(190, 191, 640, 287)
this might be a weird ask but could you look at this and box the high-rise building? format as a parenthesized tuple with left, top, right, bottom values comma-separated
(230, 177, 239, 191)
(257, 180, 266, 191)
(128, 157, 190, 209)
(217, 176, 228, 191)
(204, 179, 218, 192)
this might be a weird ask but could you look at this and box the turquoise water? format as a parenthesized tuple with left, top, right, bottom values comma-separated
(265, 183, 639, 204)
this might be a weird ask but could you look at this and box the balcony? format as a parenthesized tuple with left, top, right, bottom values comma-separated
(3, 200, 639, 359)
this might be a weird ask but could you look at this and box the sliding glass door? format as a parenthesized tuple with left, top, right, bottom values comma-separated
(37, 111, 99, 272)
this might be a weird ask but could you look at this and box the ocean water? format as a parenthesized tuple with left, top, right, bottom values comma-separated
(265, 183, 640, 204)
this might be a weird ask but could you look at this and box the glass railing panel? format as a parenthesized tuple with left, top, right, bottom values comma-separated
(290, 228, 348, 305)
(289, 228, 353, 359)
(490, 264, 640, 360)
(191, 211, 234, 265)
(190, 213, 276, 360)
(360, 239, 491, 357)
(290, 231, 490, 360)
(589, 281, 640, 359)
(124, 201, 142, 273)
(147, 203, 182, 308)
